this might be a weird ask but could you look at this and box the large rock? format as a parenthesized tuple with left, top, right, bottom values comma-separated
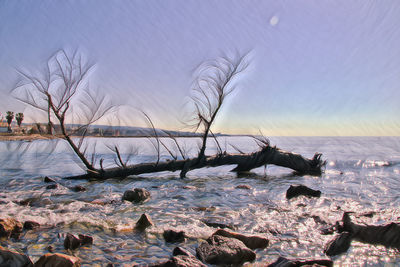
(268, 256, 333, 267)
(196, 235, 256, 265)
(34, 253, 81, 267)
(324, 232, 353, 256)
(122, 188, 150, 203)
(0, 218, 23, 239)
(135, 213, 153, 231)
(286, 184, 321, 199)
(163, 230, 186, 243)
(213, 229, 269, 250)
(0, 246, 33, 267)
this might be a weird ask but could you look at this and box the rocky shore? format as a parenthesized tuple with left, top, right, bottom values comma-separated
(1, 176, 398, 266)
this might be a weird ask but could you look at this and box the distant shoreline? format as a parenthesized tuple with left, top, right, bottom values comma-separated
(0, 134, 217, 142)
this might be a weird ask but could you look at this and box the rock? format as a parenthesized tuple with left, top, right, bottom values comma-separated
(172, 247, 192, 257)
(286, 184, 321, 199)
(213, 229, 269, 250)
(64, 233, 81, 250)
(196, 235, 256, 265)
(44, 176, 56, 183)
(144, 255, 206, 267)
(182, 186, 196, 190)
(163, 230, 186, 243)
(235, 184, 251, 190)
(268, 256, 333, 267)
(0, 218, 23, 239)
(122, 188, 150, 203)
(360, 211, 375, 218)
(167, 255, 206, 267)
(324, 232, 353, 256)
(19, 197, 52, 207)
(135, 213, 153, 231)
(23, 221, 40, 231)
(34, 253, 81, 267)
(70, 185, 86, 192)
(0, 246, 33, 267)
(64, 233, 93, 250)
(320, 226, 335, 235)
(47, 245, 54, 253)
(202, 220, 234, 230)
(78, 234, 93, 246)
(46, 184, 58, 190)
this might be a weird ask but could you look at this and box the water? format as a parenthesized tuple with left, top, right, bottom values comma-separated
(1, 136, 400, 266)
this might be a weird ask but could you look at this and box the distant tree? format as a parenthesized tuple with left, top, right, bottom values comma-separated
(35, 123, 42, 134)
(6, 111, 14, 132)
(15, 113, 24, 127)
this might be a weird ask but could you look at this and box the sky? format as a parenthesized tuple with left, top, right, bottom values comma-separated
(0, 0, 399, 136)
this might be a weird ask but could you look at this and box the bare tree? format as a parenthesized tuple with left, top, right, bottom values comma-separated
(13, 50, 113, 173)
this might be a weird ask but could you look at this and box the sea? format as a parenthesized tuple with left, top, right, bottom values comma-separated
(1, 136, 400, 266)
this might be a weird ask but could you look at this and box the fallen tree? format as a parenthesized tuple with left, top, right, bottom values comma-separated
(66, 146, 324, 180)
(13, 50, 325, 181)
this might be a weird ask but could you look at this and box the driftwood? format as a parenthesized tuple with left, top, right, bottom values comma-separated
(341, 212, 400, 249)
(65, 146, 324, 180)
(325, 212, 400, 256)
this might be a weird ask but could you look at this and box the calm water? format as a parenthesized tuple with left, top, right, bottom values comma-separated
(1, 136, 400, 266)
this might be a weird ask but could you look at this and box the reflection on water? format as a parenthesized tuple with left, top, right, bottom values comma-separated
(1, 136, 400, 265)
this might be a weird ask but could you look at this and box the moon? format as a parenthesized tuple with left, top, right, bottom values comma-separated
(270, 15, 279, 26)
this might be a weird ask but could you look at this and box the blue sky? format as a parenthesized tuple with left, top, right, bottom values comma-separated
(0, 0, 399, 135)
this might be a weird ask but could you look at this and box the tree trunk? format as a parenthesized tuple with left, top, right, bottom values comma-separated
(64, 146, 325, 180)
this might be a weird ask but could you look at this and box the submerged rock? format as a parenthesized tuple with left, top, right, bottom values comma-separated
(286, 184, 321, 199)
(0, 246, 33, 267)
(64, 233, 81, 250)
(202, 220, 234, 230)
(196, 235, 256, 265)
(0, 218, 23, 239)
(70, 185, 86, 192)
(43, 176, 56, 183)
(163, 230, 186, 243)
(34, 253, 81, 267)
(122, 188, 151, 203)
(46, 184, 58, 190)
(23, 221, 40, 231)
(135, 213, 153, 231)
(268, 256, 333, 267)
(324, 232, 353, 256)
(172, 247, 192, 257)
(235, 184, 251, 190)
(213, 229, 269, 250)
(18, 197, 53, 207)
(64, 233, 93, 250)
(78, 234, 93, 246)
